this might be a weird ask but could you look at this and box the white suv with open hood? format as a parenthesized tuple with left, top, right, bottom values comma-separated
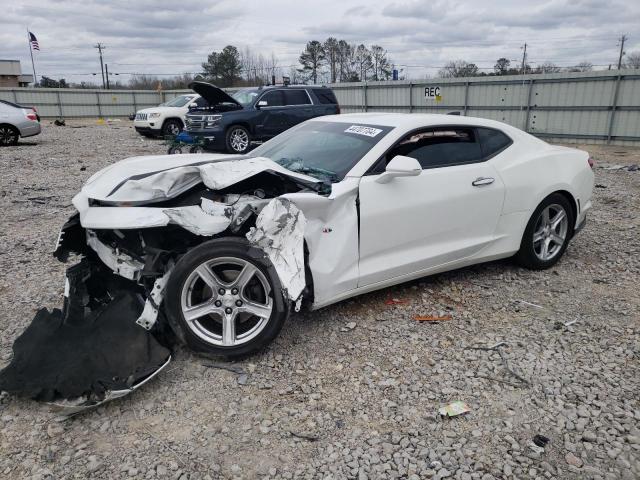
(133, 94, 204, 137)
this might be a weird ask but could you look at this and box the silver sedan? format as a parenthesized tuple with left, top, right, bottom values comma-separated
(0, 100, 41, 146)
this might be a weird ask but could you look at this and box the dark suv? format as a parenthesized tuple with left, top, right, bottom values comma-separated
(185, 82, 340, 154)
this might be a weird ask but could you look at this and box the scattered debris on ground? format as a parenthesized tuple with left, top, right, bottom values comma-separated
(0, 123, 638, 479)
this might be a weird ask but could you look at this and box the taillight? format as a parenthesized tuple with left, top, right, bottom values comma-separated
(26, 112, 38, 121)
(588, 157, 595, 169)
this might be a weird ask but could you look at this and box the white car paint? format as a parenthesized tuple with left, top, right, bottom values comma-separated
(133, 94, 200, 135)
(72, 113, 594, 312)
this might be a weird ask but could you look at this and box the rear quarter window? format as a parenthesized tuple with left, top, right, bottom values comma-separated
(477, 127, 512, 158)
(312, 89, 338, 105)
(284, 89, 311, 106)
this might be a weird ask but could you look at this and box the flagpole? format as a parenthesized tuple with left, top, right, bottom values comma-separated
(27, 28, 37, 87)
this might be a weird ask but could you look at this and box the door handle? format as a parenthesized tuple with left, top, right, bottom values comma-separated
(472, 177, 495, 186)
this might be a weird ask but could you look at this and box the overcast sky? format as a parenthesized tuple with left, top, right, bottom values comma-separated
(2, 0, 639, 83)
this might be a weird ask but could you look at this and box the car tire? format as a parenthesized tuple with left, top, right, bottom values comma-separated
(225, 125, 251, 154)
(0, 125, 19, 146)
(162, 119, 183, 136)
(515, 193, 574, 270)
(164, 237, 289, 358)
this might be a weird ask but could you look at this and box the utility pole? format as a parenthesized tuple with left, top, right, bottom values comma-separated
(617, 35, 627, 70)
(94, 43, 106, 88)
(520, 43, 528, 74)
(105, 63, 110, 89)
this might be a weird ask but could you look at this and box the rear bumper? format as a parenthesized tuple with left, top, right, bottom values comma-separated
(19, 121, 41, 138)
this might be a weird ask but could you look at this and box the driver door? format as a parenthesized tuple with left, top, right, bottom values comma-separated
(358, 127, 505, 287)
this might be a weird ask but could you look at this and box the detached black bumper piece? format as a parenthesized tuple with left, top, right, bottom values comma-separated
(0, 259, 171, 406)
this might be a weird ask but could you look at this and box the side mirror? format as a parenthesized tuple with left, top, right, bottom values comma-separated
(256, 100, 268, 109)
(375, 155, 422, 184)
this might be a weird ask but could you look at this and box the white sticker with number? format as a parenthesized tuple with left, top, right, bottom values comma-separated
(344, 125, 383, 137)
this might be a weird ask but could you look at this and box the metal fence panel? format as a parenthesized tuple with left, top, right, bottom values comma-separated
(1, 71, 639, 144)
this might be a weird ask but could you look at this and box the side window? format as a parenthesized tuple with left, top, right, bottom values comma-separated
(259, 90, 284, 107)
(312, 88, 338, 104)
(283, 89, 311, 106)
(387, 128, 483, 169)
(477, 127, 512, 157)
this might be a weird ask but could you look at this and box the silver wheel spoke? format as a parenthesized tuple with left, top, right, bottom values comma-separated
(238, 300, 272, 319)
(222, 312, 236, 346)
(541, 208, 550, 225)
(184, 301, 219, 322)
(551, 210, 566, 229)
(533, 231, 544, 243)
(550, 233, 565, 245)
(196, 264, 224, 290)
(541, 237, 551, 259)
(233, 263, 257, 290)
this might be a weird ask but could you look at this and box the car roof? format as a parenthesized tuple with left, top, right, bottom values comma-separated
(310, 112, 526, 135)
(240, 85, 329, 91)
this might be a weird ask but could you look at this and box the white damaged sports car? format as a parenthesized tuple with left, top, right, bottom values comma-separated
(0, 113, 595, 405)
(60, 113, 594, 356)
(6, 114, 594, 373)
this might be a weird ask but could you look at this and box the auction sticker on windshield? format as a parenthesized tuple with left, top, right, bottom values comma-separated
(344, 125, 383, 137)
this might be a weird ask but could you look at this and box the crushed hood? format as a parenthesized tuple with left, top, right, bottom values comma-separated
(189, 81, 242, 107)
(80, 155, 323, 205)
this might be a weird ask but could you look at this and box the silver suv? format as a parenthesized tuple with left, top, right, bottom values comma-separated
(0, 100, 41, 146)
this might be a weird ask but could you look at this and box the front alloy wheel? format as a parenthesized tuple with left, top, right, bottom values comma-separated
(180, 257, 273, 347)
(226, 126, 250, 154)
(165, 238, 289, 357)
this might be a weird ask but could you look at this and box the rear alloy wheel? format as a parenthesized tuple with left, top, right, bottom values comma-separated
(225, 126, 250, 154)
(515, 193, 574, 269)
(162, 119, 183, 136)
(164, 238, 289, 357)
(0, 125, 19, 146)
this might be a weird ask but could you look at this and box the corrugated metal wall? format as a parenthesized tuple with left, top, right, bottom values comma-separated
(330, 70, 640, 145)
(1, 71, 638, 144)
(0, 88, 188, 119)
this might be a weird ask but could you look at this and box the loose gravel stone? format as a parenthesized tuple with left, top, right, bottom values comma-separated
(0, 123, 639, 479)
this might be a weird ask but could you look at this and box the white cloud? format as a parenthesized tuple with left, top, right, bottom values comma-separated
(1, 0, 638, 82)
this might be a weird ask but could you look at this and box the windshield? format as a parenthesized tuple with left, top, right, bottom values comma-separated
(249, 121, 394, 182)
(232, 89, 259, 107)
(162, 95, 194, 107)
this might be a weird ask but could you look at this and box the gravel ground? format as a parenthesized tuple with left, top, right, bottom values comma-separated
(0, 119, 639, 480)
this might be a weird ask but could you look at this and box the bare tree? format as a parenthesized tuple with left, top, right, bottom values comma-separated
(337, 40, 357, 82)
(324, 37, 339, 83)
(354, 44, 372, 81)
(567, 62, 593, 72)
(438, 60, 479, 78)
(535, 62, 561, 74)
(371, 45, 392, 80)
(494, 57, 511, 75)
(624, 51, 640, 69)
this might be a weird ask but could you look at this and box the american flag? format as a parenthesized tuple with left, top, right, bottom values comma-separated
(29, 32, 39, 51)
